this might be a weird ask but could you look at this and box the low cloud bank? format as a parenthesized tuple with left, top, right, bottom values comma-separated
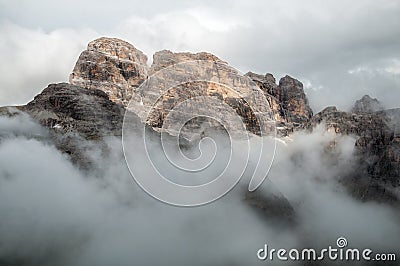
(0, 115, 399, 265)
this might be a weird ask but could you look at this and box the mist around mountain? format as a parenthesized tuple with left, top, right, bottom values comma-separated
(0, 38, 399, 266)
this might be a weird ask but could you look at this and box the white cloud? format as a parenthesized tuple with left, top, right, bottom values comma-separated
(1, 115, 399, 265)
(0, 22, 97, 106)
(384, 59, 400, 75)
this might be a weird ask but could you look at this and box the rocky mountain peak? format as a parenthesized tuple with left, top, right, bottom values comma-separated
(87, 37, 148, 64)
(351, 94, 384, 114)
(69, 37, 148, 106)
(245, 72, 277, 96)
(243, 72, 314, 135)
(319, 106, 338, 114)
(1, 36, 399, 204)
(150, 49, 226, 74)
(275, 75, 313, 125)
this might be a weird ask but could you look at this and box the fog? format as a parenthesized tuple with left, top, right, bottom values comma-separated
(0, 114, 399, 265)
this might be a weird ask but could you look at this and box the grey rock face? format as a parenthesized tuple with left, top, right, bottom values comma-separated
(246, 72, 314, 135)
(276, 75, 313, 125)
(245, 72, 277, 96)
(308, 105, 400, 203)
(351, 94, 384, 114)
(20, 82, 143, 168)
(244, 182, 296, 226)
(245, 72, 289, 135)
(23, 83, 125, 139)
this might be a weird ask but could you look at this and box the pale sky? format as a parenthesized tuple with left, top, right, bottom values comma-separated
(1, 0, 399, 112)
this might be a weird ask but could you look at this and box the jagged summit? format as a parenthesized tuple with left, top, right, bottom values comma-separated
(351, 94, 384, 114)
(87, 37, 148, 64)
(69, 38, 310, 136)
(69, 37, 314, 135)
(69, 37, 228, 108)
(150, 49, 226, 73)
(245, 72, 277, 95)
(70, 37, 148, 106)
(276, 75, 313, 124)
(245, 72, 313, 131)
(1, 37, 399, 203)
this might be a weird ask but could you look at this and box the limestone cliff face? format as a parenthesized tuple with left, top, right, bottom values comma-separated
(1, 37, 399, 205)
(245, 72, 288, 135)
(245, 72, 277, 96)
(69, 39, 275, 137)
(150, 50, 225, 74)
(68, 38, 313, 138)
(69, 37, 148, 106)
(245, 72, 313, 135)
(127, 50, 275, 137)
(276, 75, 313, 125)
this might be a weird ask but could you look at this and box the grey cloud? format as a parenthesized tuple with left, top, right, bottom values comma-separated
(0, 116, 295, 266)
(0, 22, 98, 106)
(0, 113, 399, 265)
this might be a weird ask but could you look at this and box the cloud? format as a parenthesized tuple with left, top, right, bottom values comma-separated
(268, 126, 400, 251)
(0, 108, 47, 138)
(0, 22, 97, 106)
(0, 115, 296, 266)
(0, 114, 399, 265)
(1, 2, 400, 264)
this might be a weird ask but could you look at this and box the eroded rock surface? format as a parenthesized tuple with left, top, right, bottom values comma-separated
(70, 37, 148, 106)
(23, 83, 125, 139)
(276, 75, 313, 125)
(246, 72, 313, 135)
(307, 101, 400, 203)
(150, 49, 225, 74)
(130, 52, 275, 138)
(351, 94, 384, 114)
(1, 37, 398, 206)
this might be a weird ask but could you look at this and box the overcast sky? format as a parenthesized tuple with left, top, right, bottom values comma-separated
(0, 0, 399, 112)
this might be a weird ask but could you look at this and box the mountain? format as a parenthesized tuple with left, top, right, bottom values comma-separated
(351, 94, 384, 114)
(70, 37, 148, 106)
(308, 105, 400, 202)
(245, 72, 313, 135)
(1, 37, 399, 206)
